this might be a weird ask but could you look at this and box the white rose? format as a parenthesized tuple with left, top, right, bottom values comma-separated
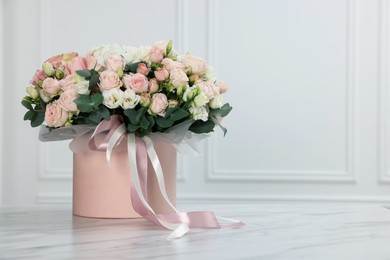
(209, 95, 224, 109)
(121, 89, 140, 109)
(74, 81, 90, 95)
(193, 92, 209, 107)
(122, 46, 151, 63)
(102, 88, 123, 109)
(189, 107, 208, 122)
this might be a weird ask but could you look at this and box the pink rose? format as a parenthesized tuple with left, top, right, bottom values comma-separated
(148, 78, 159, 93)
(154, 68, 169, 81)
(123, 73, 149, 93)
(216, 81, 228, 94)
(137, 63, 150, 76)
(46, 52, 78, 68)
(58, 89, 78, 112)
(169, 68, 189, 88)
(66, 56, 87, 75)
(104, 54, 124, 72)
(98, 70, 123, 91)
(149, 93, 168, 116)
(180, 54, 208, 75)
(59, 74, 76, 91)
(85, 55, 97, 70)
(32, 69, 46, 85)
(44, 101, 69, 127)
(148, 41, 167, 63)
(42, 77, 61, 96)
(162, 58, 185, 71)
(196, 80, 215, 99)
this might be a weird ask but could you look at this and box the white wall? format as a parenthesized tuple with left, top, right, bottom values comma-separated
(1, 0, 390, 205)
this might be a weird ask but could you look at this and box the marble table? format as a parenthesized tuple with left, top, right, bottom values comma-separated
(1, 203, 390, 259)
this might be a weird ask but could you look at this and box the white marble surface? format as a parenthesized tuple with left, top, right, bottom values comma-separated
(2, 203, 390, 259)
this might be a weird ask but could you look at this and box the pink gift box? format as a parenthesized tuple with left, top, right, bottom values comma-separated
(72, 137, 176, 219)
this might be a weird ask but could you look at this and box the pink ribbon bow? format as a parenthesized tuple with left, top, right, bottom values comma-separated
(88, 115, 244, 239)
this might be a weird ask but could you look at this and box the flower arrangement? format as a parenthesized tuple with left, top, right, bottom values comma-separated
(22, 41, 232, 136)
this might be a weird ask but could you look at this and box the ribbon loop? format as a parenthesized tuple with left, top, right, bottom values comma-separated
(86, 116, 244, 239)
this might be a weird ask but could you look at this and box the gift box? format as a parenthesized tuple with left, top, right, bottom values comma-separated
(72, 134, 177, 219)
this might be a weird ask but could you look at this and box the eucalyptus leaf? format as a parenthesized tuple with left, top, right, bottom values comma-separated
(124, 109, 138, 125)
(155, 116, 174, 128)
(189, 119, 215, 134)
(21, 100, 33, 111)
(24, 110, 34, 121)
(30, 112, 44, 127)
(76, 70, 91, 79)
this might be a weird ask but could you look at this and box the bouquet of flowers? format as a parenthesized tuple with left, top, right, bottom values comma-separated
(21, 40, 232, 136)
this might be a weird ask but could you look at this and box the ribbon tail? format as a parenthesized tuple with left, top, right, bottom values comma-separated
(127, 134, 190, 239)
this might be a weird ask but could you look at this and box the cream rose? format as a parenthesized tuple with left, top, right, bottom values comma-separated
(44, 101, 69, 127)
(59, 75, 76, 91)
(154, 68, 169, 81)
(195, 80, 215, 99)
(98, 70, 123, 91)
(123, 73, 149, 93)
(104, 54, 124, 72)
(58, 89, 79, 112)
(149, 93, 168, 116)
(209, 95, 224, 109)
(169, 68, 189, 88)
(180, 54, 208, 75)
(42, 78, 61, 96)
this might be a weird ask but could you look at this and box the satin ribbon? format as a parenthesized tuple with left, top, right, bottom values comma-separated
(88, 116, 244, 239)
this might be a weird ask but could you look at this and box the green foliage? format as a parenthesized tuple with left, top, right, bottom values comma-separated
(74, 93, 103, 113)
(209, 103, 233, 117)
(21, 96, 46, 128)
(189, 119, 215, 134)
(124, 62, 142, 74)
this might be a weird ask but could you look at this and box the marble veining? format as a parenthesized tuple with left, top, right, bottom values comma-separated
(1, 204, 390, 259)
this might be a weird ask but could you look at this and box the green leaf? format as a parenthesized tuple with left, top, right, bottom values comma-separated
(76, 70, 91, 79)
(139, 116, 150, 129)
(209, 103, 233, 117)
(166, 108, 190, 122)
(21, 100, 33, 111)
(155, 116, 174, 128)
(136, 107, 147, 124)
(124, 109, 138, 125)
(24, 110, 34, 121)
(189, 119, 215, 134)
(89, 74, 100, 89)
(91, 93, 103, 109)
(30, 112, 44, 127)
(99, 105, 110, 120)
(211, 116, 227, 137)
(74, 95, 93, 113)
(124, 62, 142, 73)
(127, 124, 138, 133)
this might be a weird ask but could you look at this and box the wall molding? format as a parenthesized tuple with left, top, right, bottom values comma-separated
(0, 0, 4, 204)
(206, 0, 358, 183)
(378, 0, 390, 183)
